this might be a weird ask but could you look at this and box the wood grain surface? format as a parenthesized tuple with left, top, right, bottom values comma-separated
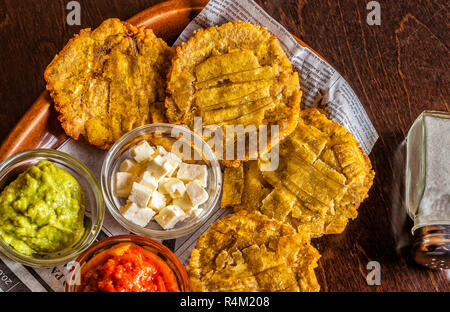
(0, 0, 448, 291)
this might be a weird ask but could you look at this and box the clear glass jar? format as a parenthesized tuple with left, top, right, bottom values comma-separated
(406, 111, 450, 231)
(405, 111, 450, 269)
(101, 123, 222, 240)
(0, 149, 105, 267)
(65, 234, 190, 292)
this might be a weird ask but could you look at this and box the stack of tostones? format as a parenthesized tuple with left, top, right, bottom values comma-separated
(45, 18, 174, 149)
(165, 21, 301, 167)
(223, 108, 375, 237)
(188, 210, 320, 292)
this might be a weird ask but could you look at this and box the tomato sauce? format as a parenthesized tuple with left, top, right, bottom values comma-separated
(78, 243, 180, 292)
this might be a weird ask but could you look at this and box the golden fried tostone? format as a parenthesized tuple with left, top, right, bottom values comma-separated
(45, 18, 174, 149)
(226, 108, 374, 237)
(187, 210, 320, 292)
(221, 166, 244, 208)
(165, 21, 301, 167)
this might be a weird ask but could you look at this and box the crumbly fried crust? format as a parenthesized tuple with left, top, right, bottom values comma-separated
(221, 165, 244, 208)
(231, 160, 272, 211)
(187, 210, 320, 292)
(225, 108, 375, 237)
(165, 21, 301, 167)
(44, 18, 174, 149)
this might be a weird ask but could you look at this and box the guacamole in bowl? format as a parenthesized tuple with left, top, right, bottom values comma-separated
(0, 160, 85, 255)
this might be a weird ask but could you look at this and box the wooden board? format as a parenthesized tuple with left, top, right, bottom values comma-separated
(0, 0, 448, 292)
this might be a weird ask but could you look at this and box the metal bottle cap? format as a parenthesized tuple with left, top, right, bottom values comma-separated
(411, 225, 450, 269)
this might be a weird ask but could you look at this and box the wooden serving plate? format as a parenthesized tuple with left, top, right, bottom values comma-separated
(0, 0, 324, 162)
(1, 0, 390, 292)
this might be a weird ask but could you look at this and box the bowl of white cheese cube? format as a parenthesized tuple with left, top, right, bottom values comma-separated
(101, 124, 222, 239)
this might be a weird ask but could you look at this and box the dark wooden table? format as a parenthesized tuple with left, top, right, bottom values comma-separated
(0, 0, 448, 291)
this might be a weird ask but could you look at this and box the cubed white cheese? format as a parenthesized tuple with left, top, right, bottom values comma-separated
(114, 172, 134, 197)
(120, 202, 155, 227)
(176, 163, 197, 181)
(156, 145, 168, 156)
(152, 154, 165, 166)
(148, 190, 166, 211)
(128, 182, 152, 207)
(157, 177, 170, 194)
(162, 152, 182, 177)
(154, 205, 186, 230)
(165, 152, 182, 165)
(129, 141, 155, 163)
(186, 181, 209, 206)
(162, 160, 179, 178)
(119, 159, 138, 173)
(160, 178, 186, 199)
(173, 196, 196, 213)
(120, 201, 138, 217)
(172, 197, 191, 211)
(177, 163, 208, 187)
(139, 171, 158, 191)
(145, 155, 170, 182)
(194, 165, 208, 188)
(133, 207, 156, 227)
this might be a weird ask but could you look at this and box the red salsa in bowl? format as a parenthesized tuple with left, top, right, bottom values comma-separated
(67, 235, 189, 292)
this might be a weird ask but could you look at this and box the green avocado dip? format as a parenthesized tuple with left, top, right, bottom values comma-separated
(0, 160, 85, 255)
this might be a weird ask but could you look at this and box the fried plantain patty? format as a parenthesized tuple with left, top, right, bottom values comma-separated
(188, 210, 320, 292)
(45, 18, 174, 149)
(224, 108, 375, 238)
(220, 165, 244, 208)
(165, 21, 301, 167)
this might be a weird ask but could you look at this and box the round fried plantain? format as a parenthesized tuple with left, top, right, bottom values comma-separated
(225, 109, 375, 238)
(45, 18, 174, 149)
(165, 21, 301, 167)
(187, 210, 320, 292)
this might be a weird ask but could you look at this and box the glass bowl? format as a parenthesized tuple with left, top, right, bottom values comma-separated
(0, 149, 104, 267)
(101, 123, 222, 239)
(65, 234, 189, 292)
